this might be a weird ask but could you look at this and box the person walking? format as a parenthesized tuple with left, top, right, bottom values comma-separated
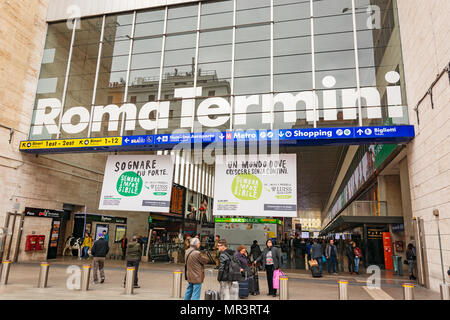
(123, 236, 142, 288)
(217, 239, 240, 300)
(325, 239, 338, 275)
(235, 245, 250, 298)
(311, 239, 324, 274)
(80, 232, 92, 259)
(254, 239, 281, 297)
(406, 243, 417, 280)
(353, 242, 363, 275)
(346, 240, 355, 274)
(120, 235, 128, 260)
(184, 237, 209, 300)
(90, 233, 109, 284)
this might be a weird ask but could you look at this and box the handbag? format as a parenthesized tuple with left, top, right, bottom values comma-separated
(403, 259, 409, 265)
(322, 256, 327, 263)
(273, 269, 285, 290)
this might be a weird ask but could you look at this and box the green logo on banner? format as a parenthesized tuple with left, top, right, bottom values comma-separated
(116, 171, 143, 197)
(153, 192, 167, 196)
(231, 174, 262, 200)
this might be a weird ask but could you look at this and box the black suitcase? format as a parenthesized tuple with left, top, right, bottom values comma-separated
(238, 278, 249, 298)
(248, 275, 260, 295)
(205, 290, 220, 300)
(249, 267, 260, 295)
(311, 265, 322, 278)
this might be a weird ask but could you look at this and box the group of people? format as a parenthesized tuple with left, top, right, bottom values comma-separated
(75, 231, 144, 287)
(184, 237, 281, 300)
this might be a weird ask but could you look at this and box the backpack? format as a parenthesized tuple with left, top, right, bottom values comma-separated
(224, 252, 242, 282)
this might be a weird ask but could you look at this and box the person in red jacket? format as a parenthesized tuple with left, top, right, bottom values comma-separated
(353, 242, 363, 275)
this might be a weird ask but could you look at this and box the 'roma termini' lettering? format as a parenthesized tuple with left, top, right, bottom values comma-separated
(32, 72, 404, 135)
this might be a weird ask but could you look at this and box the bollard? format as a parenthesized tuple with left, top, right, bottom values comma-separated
(172, 270, 183, 298)
(440, 283, 450, 300)
(81, 265, 91, 291)
(402, 283, 414, 300)
(0, 260, 11, 285)
(125, 267, 135, 295)
(279, 277, 289, 300)
(38, 262, 50, 288)
(338, 280, 349, 300)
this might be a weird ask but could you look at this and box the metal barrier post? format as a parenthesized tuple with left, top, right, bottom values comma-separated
(81, 265, 91, 291)
(338, 280, 349, 300)
(38, 262, 50, 288)
(402, 283, 414, 300)
(125, 267, 135, 295)
(0, 260, 11, 285)
(279, 276, 289, 300)
(172, 270, 183, 298)
(440, 283, 449, 300)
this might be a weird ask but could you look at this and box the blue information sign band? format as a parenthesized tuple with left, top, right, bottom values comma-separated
(20, 125, 415, 154)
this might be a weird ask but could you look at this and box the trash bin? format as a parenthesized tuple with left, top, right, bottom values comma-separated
(393, 255, 403, 276)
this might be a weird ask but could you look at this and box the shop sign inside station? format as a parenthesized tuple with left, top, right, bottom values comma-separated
(19, 125, 415, 154)
(214, 217, 282, 225)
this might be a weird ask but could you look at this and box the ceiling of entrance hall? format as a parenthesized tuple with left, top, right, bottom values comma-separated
(282, 145, 347, 213)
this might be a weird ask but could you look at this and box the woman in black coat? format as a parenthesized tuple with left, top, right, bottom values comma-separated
(254, 239, 281, 297)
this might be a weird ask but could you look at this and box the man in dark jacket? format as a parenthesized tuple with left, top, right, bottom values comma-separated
(217, 239, 240, 300)
(90, 233, 109, 284)
(346, 240, 355, 274)
(311, 239, 323, 274)
(123, 236, 142, 288)
(254, 239, 281, 297)
(325, 239, 338, 274)
(250, 240, 262, 263)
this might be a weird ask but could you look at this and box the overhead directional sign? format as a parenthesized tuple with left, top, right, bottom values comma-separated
(19, 125, 415, 154)
(20, 137, 121, 150)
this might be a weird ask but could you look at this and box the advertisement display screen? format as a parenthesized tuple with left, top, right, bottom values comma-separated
(213, 154, 297, 217)
(301, 232, 309, 239)
(99, 155, 174, 212)
(170, 185, 185, 215)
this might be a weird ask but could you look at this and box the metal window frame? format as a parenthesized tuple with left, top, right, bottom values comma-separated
(56, 20, 77, 139)
(51, 0, 372, 141)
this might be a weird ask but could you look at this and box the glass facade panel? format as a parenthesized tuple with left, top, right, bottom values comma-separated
(29, 0, 409, 141)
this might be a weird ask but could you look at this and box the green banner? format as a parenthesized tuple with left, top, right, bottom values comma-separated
(214, 217, 282, 225)
(374, 144, 397, 168)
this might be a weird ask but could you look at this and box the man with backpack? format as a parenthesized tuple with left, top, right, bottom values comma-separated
(217, 239, 241, 300)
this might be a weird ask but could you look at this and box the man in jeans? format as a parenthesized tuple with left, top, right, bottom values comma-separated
(217, 239, 240, 300)
(184, 237, 209, 300)
(325, 239, 338, 275)
(90, 233, 109, 284)
(123, 236, 142, 288)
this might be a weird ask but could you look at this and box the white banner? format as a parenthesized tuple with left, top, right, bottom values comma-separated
(99, 155, 174, 212)
(213, 154, 297, 217)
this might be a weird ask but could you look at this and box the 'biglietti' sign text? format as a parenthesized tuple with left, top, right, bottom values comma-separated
(32, 72, 405, 135)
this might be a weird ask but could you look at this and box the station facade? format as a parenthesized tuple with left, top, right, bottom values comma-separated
(0, 0, 448, 292)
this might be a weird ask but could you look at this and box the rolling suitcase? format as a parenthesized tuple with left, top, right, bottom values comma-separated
(204, 269, 220, 300)
(311, 265, 322, 278)
(238, 277, 249, 299)
(248, 267, 260, 295)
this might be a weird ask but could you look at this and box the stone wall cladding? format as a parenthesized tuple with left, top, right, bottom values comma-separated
(397, 0, 450, 292)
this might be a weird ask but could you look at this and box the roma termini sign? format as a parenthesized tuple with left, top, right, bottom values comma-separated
(31, 72, 405, 135)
